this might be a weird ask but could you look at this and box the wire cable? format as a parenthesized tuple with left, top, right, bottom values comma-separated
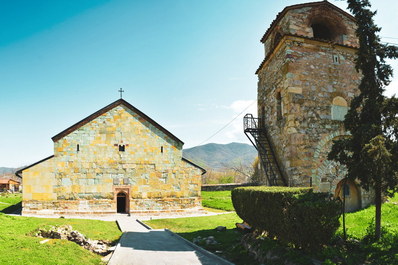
(198, 101, 256, 146)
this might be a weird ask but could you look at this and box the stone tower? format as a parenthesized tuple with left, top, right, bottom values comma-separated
(244, 1, 373, 211)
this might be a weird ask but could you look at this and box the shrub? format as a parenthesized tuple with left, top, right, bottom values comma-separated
(231, 186, 341, 251)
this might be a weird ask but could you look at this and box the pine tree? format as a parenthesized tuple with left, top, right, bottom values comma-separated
(328, 0, 398, 240)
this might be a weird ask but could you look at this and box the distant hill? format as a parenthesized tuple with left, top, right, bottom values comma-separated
(183, 142, 257, 171)
(0, 167, 19, 177)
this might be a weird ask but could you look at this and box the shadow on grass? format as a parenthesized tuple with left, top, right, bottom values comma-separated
(177, 228, 258, 265)
(1, 202, 22, 214)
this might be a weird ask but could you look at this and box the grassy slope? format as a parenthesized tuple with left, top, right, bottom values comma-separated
(340, 200, 398, 238)
(0, 214, 122, 265)
(0, 194, 122, 265)
(201, 191, 234, 211)
(0, 193, 22, 211)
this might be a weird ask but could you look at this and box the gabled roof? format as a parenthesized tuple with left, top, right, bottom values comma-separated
(51, 99, 184, 145)
(260, 1, 355, 43)
(182, 157, 207, 175)
(15, 155, 54, 178)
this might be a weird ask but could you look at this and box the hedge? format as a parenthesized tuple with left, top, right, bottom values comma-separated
(231, 186, 341, 251)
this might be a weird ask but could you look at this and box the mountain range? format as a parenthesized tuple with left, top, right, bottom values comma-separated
(183, 142, 257, 171)
(0, 167, 18, 176)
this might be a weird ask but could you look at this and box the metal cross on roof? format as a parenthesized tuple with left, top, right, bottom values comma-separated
(118, 88, 124, 99)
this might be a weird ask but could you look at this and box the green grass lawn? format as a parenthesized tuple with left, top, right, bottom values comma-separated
(0, 193, 122, 265)
(201, 191, 234, 211)
(148, 190, 398, 265)
(0, 193, 22, 211)
(145, 213, 257, 265)
(339, 197, 398, 238)
(0, 214, 122, 265)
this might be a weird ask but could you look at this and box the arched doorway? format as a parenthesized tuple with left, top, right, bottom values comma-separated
(117, 192, 127, 213)
(335, 179, 361, 212)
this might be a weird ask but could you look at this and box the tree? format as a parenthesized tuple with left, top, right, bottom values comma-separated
(328, 0, 398, 240)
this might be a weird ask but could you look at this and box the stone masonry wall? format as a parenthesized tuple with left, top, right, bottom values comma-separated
(263, 4, 358, 57)
(259, 36, 360, 187)
(257, 3, 373, 210)
(22, 104, 202, 215)
(258, 4, 360, 188)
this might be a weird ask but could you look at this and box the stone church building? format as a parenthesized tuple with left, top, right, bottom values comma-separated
(17, 99, 205, 215)
(244, 1, 373, 211)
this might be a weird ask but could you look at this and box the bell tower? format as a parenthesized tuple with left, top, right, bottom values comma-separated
(244, 1, 372, 210)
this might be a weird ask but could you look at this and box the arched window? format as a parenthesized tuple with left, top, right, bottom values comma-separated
(311, 23, 332, 41)
(273, 32, 282, 49)
(309, 13, 347, 44)
(331, 96, 348, 121)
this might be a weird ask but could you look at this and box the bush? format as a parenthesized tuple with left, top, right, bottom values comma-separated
(231, 186, 341, 251)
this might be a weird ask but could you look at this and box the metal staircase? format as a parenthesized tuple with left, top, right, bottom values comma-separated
(243, 114, 287, 186)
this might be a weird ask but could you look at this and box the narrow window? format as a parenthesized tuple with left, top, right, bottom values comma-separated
(276, 92, 282, 120)
(261, 106, 265, 128)
(333, 54, 339, 64)
(119, 145, 125, 152)
(77, 144, 80, 152)
(343, 184, 350, 196)
(273, 32, 282, 49)
(161, 146, 163, 153)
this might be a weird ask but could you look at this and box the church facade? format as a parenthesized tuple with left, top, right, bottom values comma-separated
(18, 99, 205, 215)
(245, 1, 373, 211)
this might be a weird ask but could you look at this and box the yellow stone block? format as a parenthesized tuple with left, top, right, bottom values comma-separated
(24, 185, 32, 194)
(71, 185, 80, 193)
(287, 86, 302, 94)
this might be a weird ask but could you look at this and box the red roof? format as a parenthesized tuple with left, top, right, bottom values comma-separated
(0, 178, 20, 184)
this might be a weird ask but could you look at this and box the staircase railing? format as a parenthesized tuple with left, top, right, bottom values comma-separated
(243, 113, 287, 186)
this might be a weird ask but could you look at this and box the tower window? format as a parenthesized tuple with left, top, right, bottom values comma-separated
(333, 54, 340, 64)
(161, 146, 163, 153)
(343, 184, 350, 196)
(273, 32, 282, 49)
(312, 23, 332, 41)
(119, 145, 125, 152)
(77, 144, 80, 152)
(276, 92, 282, 120)
(331, 96, 348, 121)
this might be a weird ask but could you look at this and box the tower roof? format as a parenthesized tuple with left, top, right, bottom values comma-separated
(260, 1, 355, 43)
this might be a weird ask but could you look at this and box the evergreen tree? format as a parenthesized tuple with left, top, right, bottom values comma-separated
(328, 0, 398, 240)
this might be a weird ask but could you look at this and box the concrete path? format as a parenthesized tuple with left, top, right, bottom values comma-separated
(108, 216, 233, 265)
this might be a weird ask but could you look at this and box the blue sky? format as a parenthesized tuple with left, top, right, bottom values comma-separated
(1, 0, 397, 167)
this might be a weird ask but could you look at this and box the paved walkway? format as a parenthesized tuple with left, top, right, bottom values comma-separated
(108, 216, 233, 265)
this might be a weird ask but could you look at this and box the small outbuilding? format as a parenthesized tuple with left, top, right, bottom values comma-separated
(0, 177, 21, 192)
